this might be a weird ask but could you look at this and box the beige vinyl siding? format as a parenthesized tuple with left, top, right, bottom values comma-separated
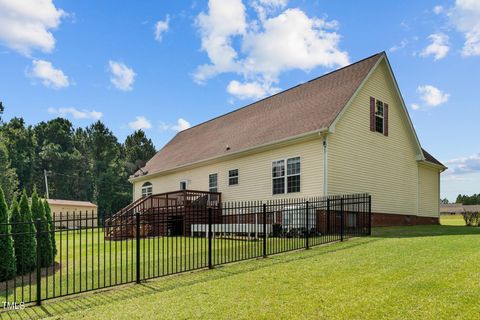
(49, 204, 98, 228)
(327, 60, 419, 215)
(133, 138, 324, 202)
(418, 164, 440, 217)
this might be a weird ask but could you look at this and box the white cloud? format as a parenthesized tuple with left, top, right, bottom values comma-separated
(445, 153, 480, 175)
(194, 1, 349, 100)
(449, 0, 480, 56)
(154, 15, 170, 42)
(108, 60, 136, 91)
(159, 118, 191, 132)
(420, 33, 450, 60)
(433, 5, 444, 14)
(29, 59, 69, 88)
(0, 0, 65, 56)
(48, 107, 102, 120)
(194, 0, 247, 83)
(410, 103, 420, 110)
(389, 39, 408, 52)
(412, 85, 450, 110)
(227, 80, 279, 99)
(129, 116, 152, 130)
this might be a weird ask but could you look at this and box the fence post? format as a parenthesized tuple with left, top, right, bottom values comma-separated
(35, 218, 42, 305)
(327, 198, 330, 234)
(135, 210, 140, 284)
(305, 201, 310, 250)
(263, 204, 267, 258)
(368, 195, 372, 236)
(208, 207, 213, 269)
(340, 197, 344, 242)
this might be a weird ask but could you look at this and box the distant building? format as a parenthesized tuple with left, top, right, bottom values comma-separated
(440, 203, 480, 215)
(47, 199, 98, 228)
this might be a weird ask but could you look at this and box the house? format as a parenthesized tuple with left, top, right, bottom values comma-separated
(129, 52, 446, 227)
(47, 199, 98, 228)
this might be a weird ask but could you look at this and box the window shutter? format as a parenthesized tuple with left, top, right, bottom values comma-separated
(370, 97, 375, 132)
(384, 103, 389, 136)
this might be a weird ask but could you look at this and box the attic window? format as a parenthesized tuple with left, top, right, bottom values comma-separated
(370, 97, 389, 136)
(375, 100, 384, 134)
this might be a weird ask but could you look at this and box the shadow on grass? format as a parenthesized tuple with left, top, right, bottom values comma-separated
(0, 237, 376, 320)
(372, 224, 480, 239)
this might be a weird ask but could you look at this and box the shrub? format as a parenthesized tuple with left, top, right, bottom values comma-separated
(31, 190, 53, 267)
(11, 191, 36, 274)
(462, 211, 480, 226)
(0, 187, 16, 281)
(43, 199, 57, 257)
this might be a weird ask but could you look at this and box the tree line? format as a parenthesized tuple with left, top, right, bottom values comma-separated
(455, 194, 480, 205)
(0, 102, 157, 221)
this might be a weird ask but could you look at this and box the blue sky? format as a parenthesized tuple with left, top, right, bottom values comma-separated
(0, 0, 479, 201)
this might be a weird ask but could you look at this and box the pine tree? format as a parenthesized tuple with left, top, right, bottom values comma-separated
(31, 190, 53, 267)
(43, 199, 56, 257)
(0, 187, 16, 281)
(11, 191, 36, 274)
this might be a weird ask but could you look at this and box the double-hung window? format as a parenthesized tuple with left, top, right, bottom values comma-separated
(286, 157, 301, 193)
(141, 182, 153, 197)
(228, 169, 239, 186)
(272, 157, 301, 195)
(375, 100, 384, 134)
(209, 173, 218, 192)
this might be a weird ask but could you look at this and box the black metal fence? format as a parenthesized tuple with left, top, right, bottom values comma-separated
(0, 193, 370, 307)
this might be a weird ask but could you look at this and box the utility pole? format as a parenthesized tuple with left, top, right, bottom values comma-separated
(44, 169, 50, 199)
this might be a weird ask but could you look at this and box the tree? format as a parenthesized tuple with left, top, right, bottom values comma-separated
(34, 118, 81, 199)
(0, 117, 36, 192)
(31, 189, 53, 267)
(0, 134, 19, 203)
(0, 187, 16, 281)
(43, 199, 56, 257)
(440, 198, 449, 204)
(11, 191, 36, 274)
(124, 130, 156, 174)
(0, 101, 4, 123)
(87, 121, 131, 221)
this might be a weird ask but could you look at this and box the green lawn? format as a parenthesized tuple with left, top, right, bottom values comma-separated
(1, 228, 335, 304)
(2, 224, 479, 319)
(440, 214, 466, 226)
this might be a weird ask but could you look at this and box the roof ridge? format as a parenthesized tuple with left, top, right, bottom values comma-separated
(176, 51, 384, 135)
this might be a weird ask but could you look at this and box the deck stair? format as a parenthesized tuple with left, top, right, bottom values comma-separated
(104, 190, 221, 240)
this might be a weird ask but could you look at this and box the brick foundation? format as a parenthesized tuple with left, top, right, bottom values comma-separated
(372, 212, 439, 227)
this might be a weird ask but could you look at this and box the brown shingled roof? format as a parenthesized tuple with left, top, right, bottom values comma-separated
(422, 148, 445, 167)
(138, 53, 384, 177)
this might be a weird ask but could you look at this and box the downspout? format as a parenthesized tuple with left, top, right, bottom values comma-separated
(322, 134, 328, 196)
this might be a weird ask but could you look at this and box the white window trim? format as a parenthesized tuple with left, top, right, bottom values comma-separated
(228, 169, 239, 186)
(271, 156, 301, 195)
(179, 180, 188, 190)
(141, 182, 153, 197)
(375, 99, 385, 134)
(208, 173, 218, 192)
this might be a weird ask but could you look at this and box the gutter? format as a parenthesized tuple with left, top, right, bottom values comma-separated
(129, 127, 329, 183)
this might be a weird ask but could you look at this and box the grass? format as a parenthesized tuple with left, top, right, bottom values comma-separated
(1, 224, 479, 319)
(440, 214, 466, 226)
(1, 228, 335, 304)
